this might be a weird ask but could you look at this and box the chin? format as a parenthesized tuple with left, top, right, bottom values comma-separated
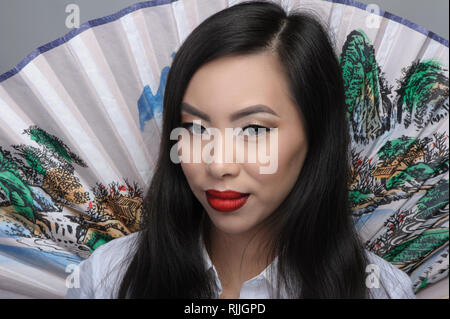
(206, 213, 257, 235)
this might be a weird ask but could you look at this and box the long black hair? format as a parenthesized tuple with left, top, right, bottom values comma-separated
(118, 0, 370, 298)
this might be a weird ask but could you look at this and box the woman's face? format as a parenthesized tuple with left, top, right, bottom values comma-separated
(179, 52, 308, 236)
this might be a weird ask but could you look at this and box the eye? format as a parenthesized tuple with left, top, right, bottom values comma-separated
(182, 122, 207, 135)
(242, 124, 269, 137)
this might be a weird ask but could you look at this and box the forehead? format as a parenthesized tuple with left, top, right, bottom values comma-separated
(182, 52, 293, 115)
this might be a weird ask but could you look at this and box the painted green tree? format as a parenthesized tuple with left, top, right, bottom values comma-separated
(396, 59, 449, 128)
(415, 179, 449, 220)
(0, 147, 35, 222)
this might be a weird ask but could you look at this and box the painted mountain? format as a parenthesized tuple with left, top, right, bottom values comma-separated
(341, 29, 449, 292)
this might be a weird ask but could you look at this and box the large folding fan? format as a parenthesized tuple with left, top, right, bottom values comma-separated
(0, 0, 448, 298)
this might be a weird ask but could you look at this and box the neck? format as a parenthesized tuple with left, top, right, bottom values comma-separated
(203, 218, 276, 287)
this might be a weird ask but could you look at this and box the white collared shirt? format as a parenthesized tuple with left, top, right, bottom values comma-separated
(199, 233, 286, 299)
(65, 231, 416, 299)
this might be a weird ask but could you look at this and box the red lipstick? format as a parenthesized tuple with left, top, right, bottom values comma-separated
(205, 189, 250, 212)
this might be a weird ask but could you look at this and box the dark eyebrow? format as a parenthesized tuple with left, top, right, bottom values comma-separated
(181, 102, 211, 122)
(229, 104, 279, 121)
(181, 102, 279, 122)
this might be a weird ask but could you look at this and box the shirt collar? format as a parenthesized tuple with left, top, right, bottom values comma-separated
(199, 233, 282, 296)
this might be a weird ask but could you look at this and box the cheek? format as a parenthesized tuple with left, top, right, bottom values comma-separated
(277, 135, 307, 183)
(180, 162, 204, 190)
(244, 130, 307, 201)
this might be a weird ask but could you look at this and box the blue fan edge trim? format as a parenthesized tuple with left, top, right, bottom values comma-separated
(0, 0, 178, 83)
(0, 0, 448, 83)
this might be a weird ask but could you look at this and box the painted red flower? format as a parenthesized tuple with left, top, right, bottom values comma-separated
(88, 201, 93, 209)
(119, 185, 126, 192)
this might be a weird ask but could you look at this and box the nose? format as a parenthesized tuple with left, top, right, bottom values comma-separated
(206, 161, 240, 179)
(205, 130, 240, 179)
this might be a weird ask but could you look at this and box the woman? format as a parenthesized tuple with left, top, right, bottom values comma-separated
(65, 0, 416, 299)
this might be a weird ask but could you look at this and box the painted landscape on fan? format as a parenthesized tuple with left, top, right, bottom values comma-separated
(340, 29, 448, 292)
(0, 1, 448, 297)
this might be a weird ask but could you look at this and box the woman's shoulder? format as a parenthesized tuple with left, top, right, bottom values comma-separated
(65, 231, 140, 299)
(364, 249, 416, 299)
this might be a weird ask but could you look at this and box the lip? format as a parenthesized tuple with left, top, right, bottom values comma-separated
(205, 189, 250, 212)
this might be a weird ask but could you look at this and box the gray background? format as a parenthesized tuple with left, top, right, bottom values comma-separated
(0, 0, 448, 75)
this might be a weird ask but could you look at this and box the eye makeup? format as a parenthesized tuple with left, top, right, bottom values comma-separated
(180, 121, 274, 136)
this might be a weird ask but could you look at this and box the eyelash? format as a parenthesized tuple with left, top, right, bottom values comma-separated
(241, 124, 270, 136)
(180, 122, 270, 136)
